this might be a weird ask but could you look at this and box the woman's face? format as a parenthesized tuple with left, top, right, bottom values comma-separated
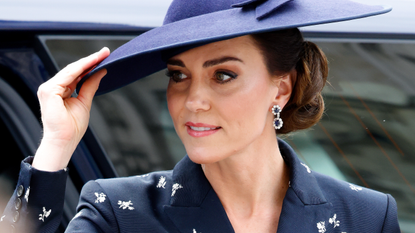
(166, 35, 289, 164)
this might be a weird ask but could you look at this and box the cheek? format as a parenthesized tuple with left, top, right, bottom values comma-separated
(218, 74, 272, 133)
(166, 87, 183, 125)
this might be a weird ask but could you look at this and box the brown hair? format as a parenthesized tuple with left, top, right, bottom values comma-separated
(251, 28, 328, 134)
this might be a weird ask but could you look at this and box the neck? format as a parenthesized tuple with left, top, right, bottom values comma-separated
(201, 137, 289, 230)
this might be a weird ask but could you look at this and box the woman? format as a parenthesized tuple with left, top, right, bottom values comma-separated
(0, 0, 400, 232)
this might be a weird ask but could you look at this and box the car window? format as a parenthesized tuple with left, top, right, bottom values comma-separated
(44, 36, 415, 232)
(289, 39, 415, 232)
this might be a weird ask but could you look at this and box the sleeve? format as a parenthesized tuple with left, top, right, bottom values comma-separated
(0, 156, 68, 233)
(381, 194, 401, 233)
(65, 180, 119, 233)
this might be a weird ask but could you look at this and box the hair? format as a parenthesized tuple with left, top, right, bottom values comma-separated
(251, 28, 328, 134)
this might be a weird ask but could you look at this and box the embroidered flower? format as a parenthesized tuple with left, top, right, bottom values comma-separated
(39, 207, 51, 222)
(301, 163, 311, 173)
(95, 192, 106, 203)
(317, 221, 326, 233)
(157, 176, 167, 189)
(118, 200, 135, 210)
(24, 186, 30, 202)
(0, 215, 5, 222)
(172, 183, 183, 197)
(329, 214, 340, 228)
(349, 184, 362, 192)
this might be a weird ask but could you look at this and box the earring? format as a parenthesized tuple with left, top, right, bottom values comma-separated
(272, 105, 283, 130)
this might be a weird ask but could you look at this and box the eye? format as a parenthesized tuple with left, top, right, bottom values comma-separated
(166, 70, 188, 83)
(215, 71, 237, 83)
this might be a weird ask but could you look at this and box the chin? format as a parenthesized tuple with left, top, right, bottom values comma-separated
(185, 146, 227, 165)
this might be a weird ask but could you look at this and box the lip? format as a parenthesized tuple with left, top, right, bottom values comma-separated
(185, 122, 221, 137)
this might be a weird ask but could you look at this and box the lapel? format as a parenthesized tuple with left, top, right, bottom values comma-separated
(164, 139, 333, 233)
(163, 155, 235, 233)
(277, 140, 334, 232)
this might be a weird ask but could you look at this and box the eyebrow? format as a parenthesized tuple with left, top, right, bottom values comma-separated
(203, 56, 244, 68)
(166, 56, 243, 68)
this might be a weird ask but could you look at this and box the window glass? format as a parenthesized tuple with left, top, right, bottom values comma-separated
(44, 36, 184, 177)
(287, 40, 415, 231)
(45, 36, 415, 232)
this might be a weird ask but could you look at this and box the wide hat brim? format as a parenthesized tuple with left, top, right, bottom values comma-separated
(78, 0, 391, 95)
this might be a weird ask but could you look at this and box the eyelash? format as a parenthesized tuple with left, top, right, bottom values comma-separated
(165, 70, 238, 84)
(165, 70, 187, 83)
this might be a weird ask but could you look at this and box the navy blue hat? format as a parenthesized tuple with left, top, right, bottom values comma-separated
(79, 0, 391, 95)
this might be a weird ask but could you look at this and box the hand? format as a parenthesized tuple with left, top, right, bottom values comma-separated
(32, 47, 110, 171)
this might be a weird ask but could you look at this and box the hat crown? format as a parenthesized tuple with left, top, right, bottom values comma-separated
(163, 0, 234, 25)
(163, 0, 294, 24)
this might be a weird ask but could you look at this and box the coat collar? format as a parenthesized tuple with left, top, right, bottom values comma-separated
(164, 139, 329, 233)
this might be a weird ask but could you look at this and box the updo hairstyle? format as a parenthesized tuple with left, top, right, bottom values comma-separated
(251, 28, 328, 134)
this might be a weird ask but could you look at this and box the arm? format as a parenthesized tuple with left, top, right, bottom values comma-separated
(0, 48, 110, 232)
(65, 181, 119, 233)
(0, 157, 68, 233)
(381, 194, 401, 233)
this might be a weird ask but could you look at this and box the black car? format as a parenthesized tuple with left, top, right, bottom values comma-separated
(1, 0, 414, 231)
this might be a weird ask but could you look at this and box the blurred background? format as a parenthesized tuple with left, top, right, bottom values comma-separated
(1, 0, 414, 232)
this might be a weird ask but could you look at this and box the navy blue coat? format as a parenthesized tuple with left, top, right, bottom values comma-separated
(1, 140, 400, 232)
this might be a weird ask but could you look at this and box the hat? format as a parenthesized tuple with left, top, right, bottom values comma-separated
(79, 0, 391, 95)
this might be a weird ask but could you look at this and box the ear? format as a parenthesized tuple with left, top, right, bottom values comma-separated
(272, 70, 295, 109)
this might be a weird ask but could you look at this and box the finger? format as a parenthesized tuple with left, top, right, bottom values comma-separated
(53, 47, 110, 87)
(62, 86, 73, 99)
(76, 68, 107, 110)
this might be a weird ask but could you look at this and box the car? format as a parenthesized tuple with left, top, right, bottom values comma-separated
(0, 0, 414, 232)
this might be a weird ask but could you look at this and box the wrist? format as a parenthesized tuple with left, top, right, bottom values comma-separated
(32, 138, 77, 172)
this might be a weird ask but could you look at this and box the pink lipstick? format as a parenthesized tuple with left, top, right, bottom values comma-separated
(185, 122, 221, 137)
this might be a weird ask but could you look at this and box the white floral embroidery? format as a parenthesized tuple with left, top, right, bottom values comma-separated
(193, 229, 196, 233)
(118, 200, 135, 210)
(317, 221, 326, 233)
(0, 215, 5, 222)
(171, 183, 183, 197)
(349, 184, 362, 192)
(157, 176, 167, 189)
(329, 214, 340, 228)
(137, 174, 149, 178)
(95, 192, 106, 203)
(24, 186, 30, 202)
(301, 163, 311, 173)
(39, 207, 51, 222)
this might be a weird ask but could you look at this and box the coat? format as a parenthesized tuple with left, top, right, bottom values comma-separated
(1, 139, 400, 232)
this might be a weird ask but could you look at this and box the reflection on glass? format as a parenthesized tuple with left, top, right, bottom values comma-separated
(286, 41, 415, 231)
(46, 37, 415, 232)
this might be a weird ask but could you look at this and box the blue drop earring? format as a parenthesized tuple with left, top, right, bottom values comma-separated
(272, 105, 283, 130)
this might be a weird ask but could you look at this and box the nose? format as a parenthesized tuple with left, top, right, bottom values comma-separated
(185, 79, 211, 112)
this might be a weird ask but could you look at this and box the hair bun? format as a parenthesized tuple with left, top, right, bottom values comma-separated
(252, 29, 328, 134)
(279, 40, 328, 134)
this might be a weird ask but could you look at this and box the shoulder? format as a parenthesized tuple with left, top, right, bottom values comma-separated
(313, 172, 400, 232)
(94, 170, 173, 191)
(74, 170, 177, 232)
(313, 171, 382, 200)
(83, 170, 174, 204)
